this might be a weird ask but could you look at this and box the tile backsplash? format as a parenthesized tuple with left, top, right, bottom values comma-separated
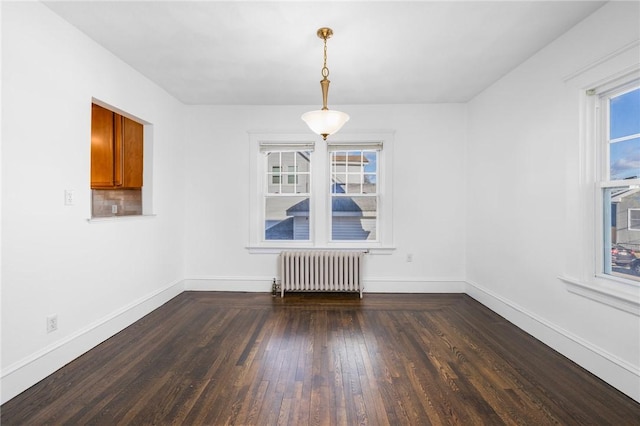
(92, 189, 142, 217)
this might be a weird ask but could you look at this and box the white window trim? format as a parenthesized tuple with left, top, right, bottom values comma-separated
(248, 131, 395, 254)
(560, 54, 640, 315)
(251, 135, 316, 248)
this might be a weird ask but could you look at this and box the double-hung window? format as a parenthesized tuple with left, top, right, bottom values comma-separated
(249, 133, 393, 251)
(260, 142, 314, 242)
(328, 142, 381, 241)
(598, 82, 640, 281)
(561, 50, 639, 313)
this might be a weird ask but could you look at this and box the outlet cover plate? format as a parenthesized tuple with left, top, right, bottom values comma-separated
(46, 315, 58, 333)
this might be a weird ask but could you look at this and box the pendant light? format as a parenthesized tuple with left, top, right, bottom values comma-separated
(301, 27, 350, 140)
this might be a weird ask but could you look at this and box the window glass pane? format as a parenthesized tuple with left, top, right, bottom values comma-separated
(265, 196, 310, 240)
(332, 175, 347, 194)
(295, 173, 310, 193)
(630, 209, 640, 231)
(610, 137, 640, 180)
(281, 151, 294, 166)
(363, 151, 378, 193)
(332, 152, 349, 170)
(271, 166, 281, 185)
(286, 166, 296, 185)
(363, 151, 378, 174)
(266, 153, 281, 193)
(267, 153, 280, 168)
(345, 183, 363, 194)
(331, 196, 377, 241)
(363, 174, 377, 193)
(296, 152, 310, 172)
(604, 187, 640, 281)
(610, 88, 640, 139)
(281, 181, 295, 193)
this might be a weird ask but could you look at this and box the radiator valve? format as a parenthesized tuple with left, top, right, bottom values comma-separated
(272, 278, 277, 297)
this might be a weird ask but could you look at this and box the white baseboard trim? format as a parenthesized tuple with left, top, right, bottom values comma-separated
(465, 280, 640, 403)
(183, 276, 467, 294)
(0, 279, 184, 404)
(184, 276, 274, 292)
(364, 277, 466, 293)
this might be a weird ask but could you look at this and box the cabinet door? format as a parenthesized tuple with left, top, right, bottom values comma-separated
(91, 104, 115, 188)
(122, 116, 143, 188)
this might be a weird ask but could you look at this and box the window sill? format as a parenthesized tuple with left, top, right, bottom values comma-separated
(87, 214, 157, 223)
(247, 245, 395, 255)
(559, 275, 640, 316)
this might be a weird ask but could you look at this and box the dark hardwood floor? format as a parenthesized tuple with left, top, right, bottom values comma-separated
(2, 292, 639, 425)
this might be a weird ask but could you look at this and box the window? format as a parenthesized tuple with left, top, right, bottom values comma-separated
(560, 51, 639, 313)
(329, 145, 380, 241)
(630, 209, 640, 231)
(598, 84, 640, 282)
(249, 133, 393, 252)
(264, 149, 312, 241)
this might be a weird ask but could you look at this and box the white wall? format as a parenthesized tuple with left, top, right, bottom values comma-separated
(2, 0, 638, 407)
(1, 2, 186, 403)
(466, 1, 640, 401)
(182, 104, 468, 293)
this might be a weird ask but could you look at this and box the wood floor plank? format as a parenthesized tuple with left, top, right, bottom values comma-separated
(2, 292, 639, 425)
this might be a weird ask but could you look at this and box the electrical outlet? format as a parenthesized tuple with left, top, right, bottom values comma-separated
(64, 190, 75, 206)
(111, 204, 118, 214)
(406, 253, 413, 262)
(46, 315, 58, 333)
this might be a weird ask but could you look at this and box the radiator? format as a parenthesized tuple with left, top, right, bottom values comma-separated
(280, 251, 364, 298)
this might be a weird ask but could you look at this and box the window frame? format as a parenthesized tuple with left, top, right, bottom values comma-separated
(248, 132, 394, 253)
(259, 140, 315, 245)
(328, 143, 382, 243)
(594, 81, 640, 282)
(560, 64, 640, 315)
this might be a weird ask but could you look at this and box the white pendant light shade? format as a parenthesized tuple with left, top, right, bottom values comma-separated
(301, 109, 350, 139)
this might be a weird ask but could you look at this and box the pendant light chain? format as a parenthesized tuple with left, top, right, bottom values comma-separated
(322, 36, 330, 79)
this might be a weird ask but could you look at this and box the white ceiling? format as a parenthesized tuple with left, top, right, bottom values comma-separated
(43, 1, 606, 105)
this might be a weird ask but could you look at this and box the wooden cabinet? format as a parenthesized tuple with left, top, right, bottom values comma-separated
(91, 104, 115, 188)
(91, 103, 143, 189)
(121, 114, 144, 188)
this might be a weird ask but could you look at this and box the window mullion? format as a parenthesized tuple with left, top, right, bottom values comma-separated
(314, 145, 329, 246)
(278, 152, 283, 194)
(610, 133, 640, 144)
